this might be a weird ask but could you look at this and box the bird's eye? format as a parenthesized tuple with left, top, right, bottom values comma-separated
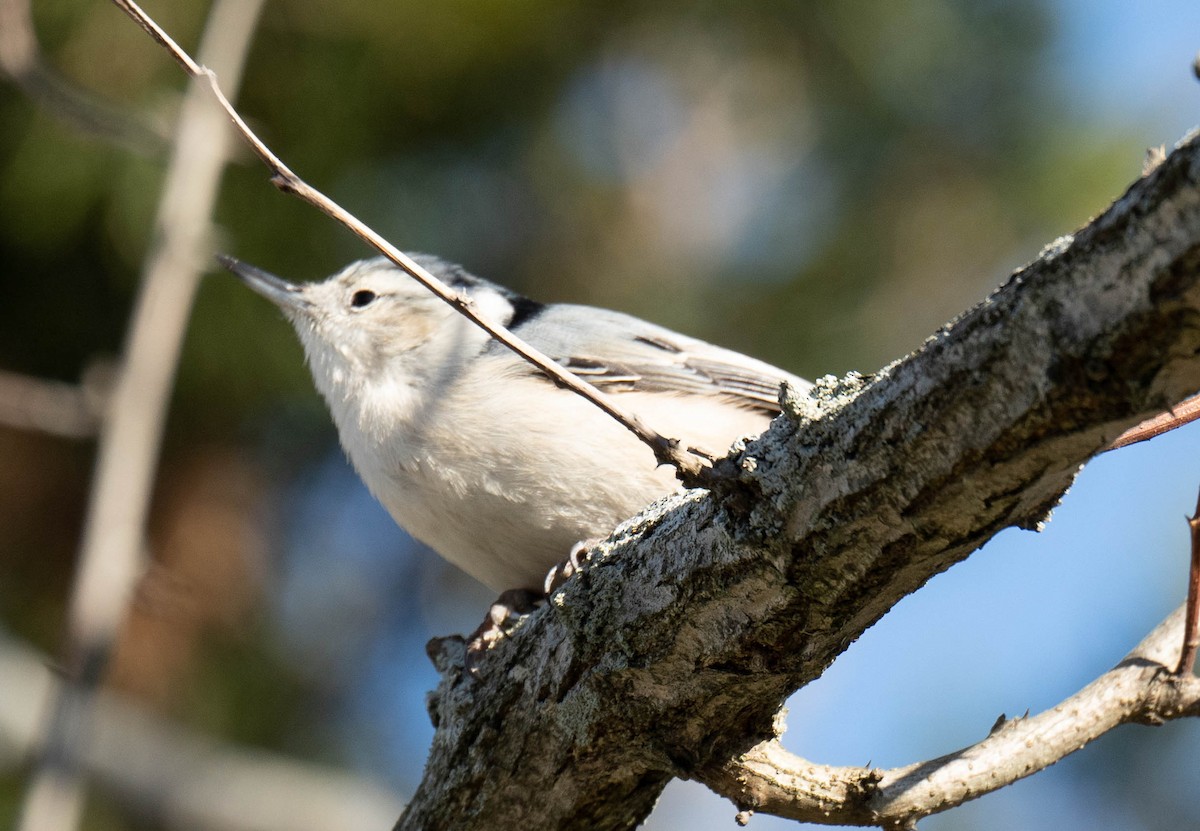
(350, 289, 377, 308)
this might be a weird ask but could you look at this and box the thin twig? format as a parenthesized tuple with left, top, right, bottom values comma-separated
(1106, 395, 1200, 450)
(1178, 487, 1200, 675)
(107, 0, 710, 484)
(17, 3, 265, 830)
(702, 604, 1200, 827)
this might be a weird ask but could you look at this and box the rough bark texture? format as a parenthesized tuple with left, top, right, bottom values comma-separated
(399, 130, 1200, 831)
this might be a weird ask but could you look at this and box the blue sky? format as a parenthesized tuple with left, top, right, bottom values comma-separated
(1050, 0, 1200, 141)
(652, 8, 1200, 826)
(649, 7, 1200, 825)
(265, 4, 1200, 827)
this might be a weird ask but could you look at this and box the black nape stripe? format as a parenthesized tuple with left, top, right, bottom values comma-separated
(431, 255, 546, 331)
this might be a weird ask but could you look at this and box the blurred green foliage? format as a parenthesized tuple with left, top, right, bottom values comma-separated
(0, 0, 1161, 828)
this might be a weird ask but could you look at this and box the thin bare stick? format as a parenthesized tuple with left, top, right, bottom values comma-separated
(702, 604, 1200, 827)
(1178, 487, 1200, 675)
(107, 0, 709, 483)
(1107, 394, 1200, 450)
(2, 632, 404, 831)
(17, 2, 265, 830)
(0, 368, 105, 440)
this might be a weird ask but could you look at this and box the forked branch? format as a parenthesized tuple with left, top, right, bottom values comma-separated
(398, 130, 1200, 829)
(700, 604, 1200, 828)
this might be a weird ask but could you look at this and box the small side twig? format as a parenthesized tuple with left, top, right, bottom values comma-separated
(0, 366, 109, 439)
(107, 0, 710, 484)
(1178, 487, 1200, 675)
(700, 604, 1200, 827)
(1107, 394, 1200, 451)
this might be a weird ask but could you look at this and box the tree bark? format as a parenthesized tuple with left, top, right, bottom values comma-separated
(400, 131, 1200, 829)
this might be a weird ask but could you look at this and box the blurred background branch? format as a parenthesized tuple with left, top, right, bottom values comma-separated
(2, 2, 1199, 830)
(0, 0, 165, 153)
(0, 364, 110, 440)
(0, 629, 404, 831)
(17, 1, 264, 829)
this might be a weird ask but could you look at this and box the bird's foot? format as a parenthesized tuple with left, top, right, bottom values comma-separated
(465, 588, 544, 675)
(463, 540, 599, 675)
(543, 539, 598, 595)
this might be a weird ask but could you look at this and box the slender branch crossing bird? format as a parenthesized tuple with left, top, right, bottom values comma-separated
(222, 254, 809, 643)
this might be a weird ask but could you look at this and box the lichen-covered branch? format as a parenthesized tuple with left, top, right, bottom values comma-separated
(701, 604, 1200, 828)
(402, 131, 1200, 830)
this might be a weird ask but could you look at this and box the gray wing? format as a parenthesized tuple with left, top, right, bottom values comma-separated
(509, 303, 809, 416)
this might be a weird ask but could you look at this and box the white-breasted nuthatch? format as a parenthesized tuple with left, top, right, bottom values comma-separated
(221, 254, 810, 595)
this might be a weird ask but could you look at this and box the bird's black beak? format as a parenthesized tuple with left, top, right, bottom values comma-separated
(218, 254, 312, 315)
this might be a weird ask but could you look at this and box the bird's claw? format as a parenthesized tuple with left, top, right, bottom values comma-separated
(464, 540, 599, 675)
(543, 540, 597, 595)
(465, 588, 543, 675)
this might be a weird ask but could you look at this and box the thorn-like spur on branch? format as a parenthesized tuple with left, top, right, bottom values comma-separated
(106, 0, 709, 484)
(700, 604, 1200, 827)
(1179, 487, 1200, 676)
